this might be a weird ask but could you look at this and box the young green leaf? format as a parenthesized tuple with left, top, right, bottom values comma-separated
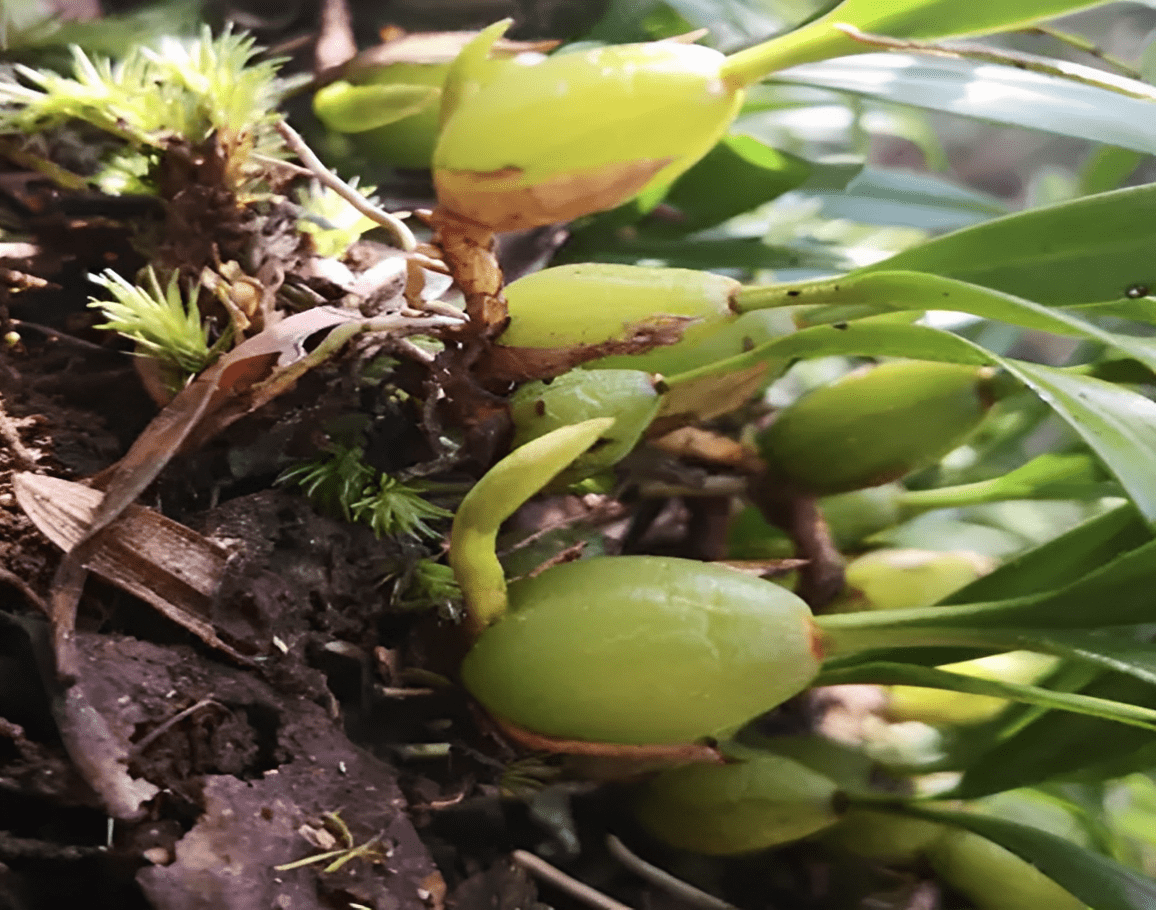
(897, 453, 1118, 513)
(449, 418, 614, 632)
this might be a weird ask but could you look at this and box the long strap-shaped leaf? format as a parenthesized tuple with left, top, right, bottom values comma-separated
(815, 661, 1156, 730)
(883, 802, 1156, 910)
(721, 0, 1114, 78)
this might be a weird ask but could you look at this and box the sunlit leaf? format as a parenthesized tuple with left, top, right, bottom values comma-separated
(861, 183, 1156, 306)
(772, 53, 1156, 155)
(721, 0, 1115, 75)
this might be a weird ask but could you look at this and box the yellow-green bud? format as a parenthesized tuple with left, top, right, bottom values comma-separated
(928, 828, 1085, 910)
(757, 361, 1001, 495)
(823, 808, 946, 863)
(315, 32, 548, 169)
(500, 263, 739, 350)
(433, 26, 745, 231)
(460, 556, 822, 745)
(887, 651, 1059, 727)
(633, 752, 843, 854)
(833, 548, 995, 613)
(509, 369, 661, 482)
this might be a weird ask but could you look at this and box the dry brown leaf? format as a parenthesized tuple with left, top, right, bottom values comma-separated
(13, 473, 252, 663)
(649, 426, 763, 472)
(85, 306, 360, 543)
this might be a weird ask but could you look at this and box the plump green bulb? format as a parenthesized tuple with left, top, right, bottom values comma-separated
(500, 263, 739, 351)
(834, 548, 994, 613)
(634, 752, 843, 854)
(460, 556, 822, 745)
(758, 360, 1000, 495)
(508, 369, 661, 482)
(434, 32, 744, 231)
(315, 40, 541, 169)
(928, 828, 1086, 910)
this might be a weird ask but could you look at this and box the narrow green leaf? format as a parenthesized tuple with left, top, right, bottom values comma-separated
(820, 533, 1156, 638)
(891, 803, 1156, 910)
(1006, 362, 1156, 524)
(721, 0, 1114, 76)
(860, 183, 1156, 306)
(815, 661, 1156, 730)
(774, 53, 1156, 155)
(898, 453, 1118, 512)
(958, 672, 1156, 796)
(826, 625, 1156, 698)
(738, 270, 1156, 369)
(940, 503, 1149, 605)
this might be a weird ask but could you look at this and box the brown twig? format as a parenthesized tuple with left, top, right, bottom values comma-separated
(275, 120, 418, 252)
(129, 698, 224, 757)
(748, 471, 844, 610)
(428, 208, 508, 338)
(0, 394, 39, 470)
(0, 566, 48, 616)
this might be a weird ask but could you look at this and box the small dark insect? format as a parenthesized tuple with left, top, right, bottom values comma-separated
(1126, 284, 1149, 299)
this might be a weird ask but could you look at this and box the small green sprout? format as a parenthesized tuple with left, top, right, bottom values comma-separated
(296, 178, 380, 259)
(88, 266, 216, 384)
(392, 558, 463, 620)
(279, 444, 451, 541)
(350, 475, 452, 541)
(0, 25, 286, 196)
(277, 443, 374, 521)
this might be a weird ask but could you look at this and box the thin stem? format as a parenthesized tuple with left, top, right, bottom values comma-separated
(275, 119, 418, 251)
(816, 617, 1023, 659)
(720, 20, 851, 88)
(606, 835, 738, 910)
(512, 850, 634, 910)
(448, 419, 614, 634)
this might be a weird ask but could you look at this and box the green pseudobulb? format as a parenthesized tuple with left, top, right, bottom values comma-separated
(758, 360, 1000, 495)
(634, 751, 843, 854)
(434, 29, 744, 232)
(500, 263, 739, 351)
(508, 369, 661, 482)
(460, 556, 821, 745)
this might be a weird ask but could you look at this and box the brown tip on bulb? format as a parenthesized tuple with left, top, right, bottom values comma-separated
(809, 621, 828, 662)
(490, 713, 726, 762)
(435, 158, 675, 233)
